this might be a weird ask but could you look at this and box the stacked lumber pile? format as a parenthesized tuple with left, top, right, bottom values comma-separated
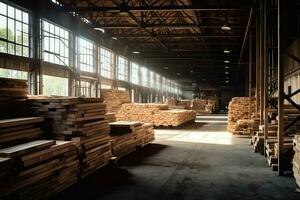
(109, 121, 155, 157)
(0, 77, 28, 101)
(0, 117, 44, 148)
(29, 96, 112, 178)
(293, 135, 300, 187)
(235, 119, 260, 135)
(177, 100, 192, 109)
(101, 89, 130, 113)
(0, 140, 79, 199)
(227, 97, 256, 134)
(166, 98, 178, 107)
(153, 109, 196, 126)
(116, 103, 196, 126)
(191, 99, 207, 113)
(105, 112, 117, 123)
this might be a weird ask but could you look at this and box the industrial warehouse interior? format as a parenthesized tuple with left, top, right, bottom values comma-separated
(1, 0, 300, 199)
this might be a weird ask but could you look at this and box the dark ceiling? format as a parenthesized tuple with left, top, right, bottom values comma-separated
(59, 0, 254, 89)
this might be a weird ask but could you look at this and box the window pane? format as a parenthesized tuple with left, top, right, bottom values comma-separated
(0, 68, 27, 80)
(77, 37, 94, 72)
(100, 47, 113, 79)
(43, 75, 68, 96)
(7, 6, 14, 18)
(0, 15, 7, 39)
(0, 2, 7, 15)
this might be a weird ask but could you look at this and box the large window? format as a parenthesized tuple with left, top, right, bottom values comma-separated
(149, 71, 155, 89)
(79, 81, 91, 97)
(131, 62, 139, 85)
(100, 47, 113, 79)
(0, 2, 30, 57)
(0, 68, 27, 80)
(42, 20, 69, 66)
(156, 74, 161, 90)
(77, 37, 95, 73)
(43, 75, 68, 96)
(141, 66, 148, 87)
(117, 55, 128, 81)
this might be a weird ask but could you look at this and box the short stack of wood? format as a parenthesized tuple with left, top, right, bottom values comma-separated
(227, 97, 256, 134)
(109, 121, 155, 157)
(0, 77, 28, 101)
(293, 135, 300, 187)
(116, 103, 196, 126)
(0, 117, 43, 148)
(176, 99, 192, 109)
(191, 99, 216, 113)
(0, 117, 79, 199)
(101, 89, 130, 113)
(29, 96, 112, 178)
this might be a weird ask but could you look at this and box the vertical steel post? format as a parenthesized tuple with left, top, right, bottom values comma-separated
(256, 10, 260, 114)
(249, 29, 253, 119)
(260, 0, 265, 125)
(278, 0, 285, 176)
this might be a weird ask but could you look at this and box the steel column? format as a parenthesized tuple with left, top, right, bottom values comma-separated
(260, 0, 265, 125)
(256, 11, 260, 113)
(277, 0, 285, 176)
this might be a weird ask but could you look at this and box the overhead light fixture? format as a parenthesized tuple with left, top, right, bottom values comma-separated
(164, 66, 168, 70)
(112, 37, 117, 40)
(94, 27, 105, 33)
(225, 71, 229, 74)
(224, 60, 230, 64)
(225, 66, 229, 69)
(190, 70, 194, 73)
(221, 15, 231, 31)
(132, 51, 140, 54)
(176, 73, 180, 76)
(225, 80, 230, 83)
(224, 49, 230, 54)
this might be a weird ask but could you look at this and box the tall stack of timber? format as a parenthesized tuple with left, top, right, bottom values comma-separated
(116, 103, 196, 127)
(191, 99, 207, 113)
(101, 89, 130, 113)
(109, 121, 155, 157)
(0, 140, 79, 199)
(227, 97, 256, 134)
(293, 135, 300, 187)
(0, 117, 44, 148)
(29, 96, 112, 178)
(0, 77, 28, 101)
(105, 112, 117, 123)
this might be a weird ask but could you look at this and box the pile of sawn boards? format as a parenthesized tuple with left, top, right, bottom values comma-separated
(109, 121, 155, 157)
(293, 135, 300, 187)
(0, 117, 79, 199)
(0, 77, 28, 101)
(29, 96, 112, 178)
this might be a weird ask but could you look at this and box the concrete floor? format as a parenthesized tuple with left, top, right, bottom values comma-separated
(55, 114, 300, 200)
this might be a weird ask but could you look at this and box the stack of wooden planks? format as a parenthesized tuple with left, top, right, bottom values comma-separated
(191, 99, 207, 113)
(101, 89, 130, 113)
(166, 98, 178, 107)
(0, 77, 28, 101)
(105, 112, 117, 123)
(116, 103, 196, 126)
(109, 121, 155, 157)
(176, 100, 192, 109)
(0, 140, 79, 199)
(29, 96, 112, 178)
(0, 117, 44, 148)
(293, 135, 300, 187)
(227, 97, 256, 134)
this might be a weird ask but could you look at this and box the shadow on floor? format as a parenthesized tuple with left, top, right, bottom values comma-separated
(118, 143, 168, 166)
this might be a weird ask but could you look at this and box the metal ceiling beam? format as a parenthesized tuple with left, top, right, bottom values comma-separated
(97, 23, 246, 29)
(71, 6, 250, 12)
(115, 33, 243, 38)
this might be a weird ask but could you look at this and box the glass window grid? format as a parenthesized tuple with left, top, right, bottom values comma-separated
(131, 62, 139, 85)
(156, 74, 161, 90)
(117, 55, 128, 81)
(0, 68, 27, 80)
(79, 81, 91, 97)
(100, 47, 113, 79)
(141, 67, 149, 87)
(0, 2, 31, 57)
(43, 75, 68, 96)
(42, 20, 69, 66)
(77, 37, 95, 73)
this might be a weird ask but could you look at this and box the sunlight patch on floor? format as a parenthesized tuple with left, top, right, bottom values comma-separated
(196, 115, 228, 119)
(168, 131, 233, 145)
(194, 120, 227, 123)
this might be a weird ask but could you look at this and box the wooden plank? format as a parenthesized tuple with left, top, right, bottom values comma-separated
(0, 140, 55, 158)
(0, 117, 43, 128)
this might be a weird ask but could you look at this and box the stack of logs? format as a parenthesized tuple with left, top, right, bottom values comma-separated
(227, 97, 256, 134)
(0, 117, 80, 199)
(293, 135, 300, 187)
(109, 121, 155, 157)
(101, 89, 130, 113)
(29, 96, 112, 178)
(116, 103, 196, 127)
